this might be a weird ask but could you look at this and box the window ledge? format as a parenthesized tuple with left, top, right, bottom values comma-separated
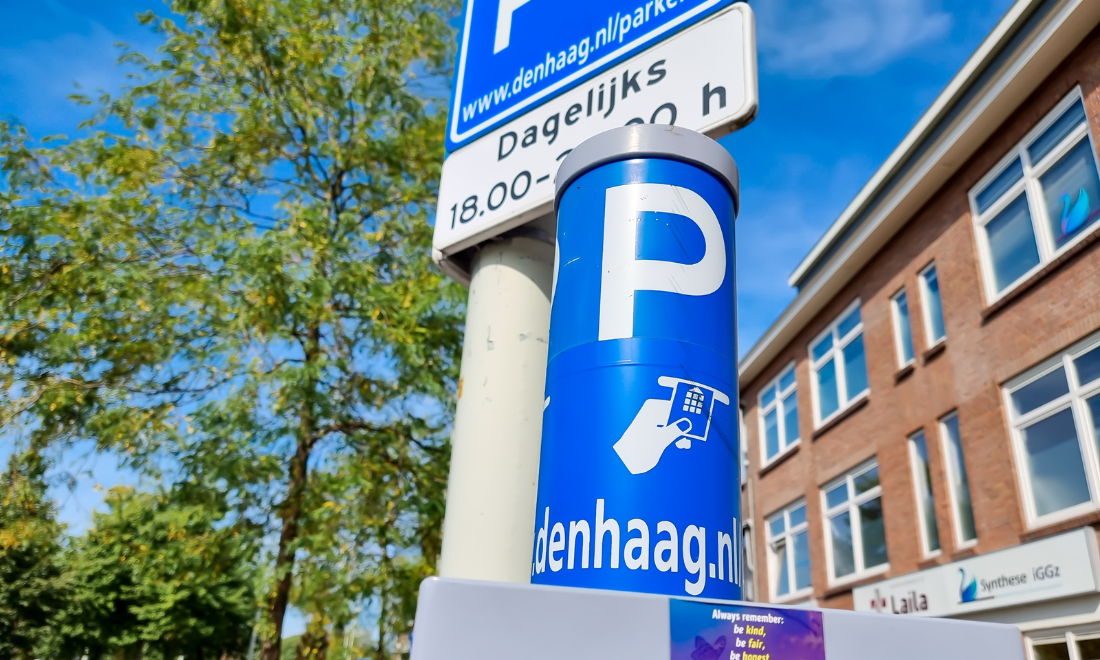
(770, 588, 814, 606)
(922, 341, 946, 364)
(759, 443, 800, 477)
(950, 545, 979, 561)
(894, 363, 915, 384)
(982, 226, 1100, 323)
(812, 396, 870, 440)
(916, 555, 942, 570)
(822, 566, 891, 598)
(1020, 510, 1100, 543)
(953, 539, 979, 554)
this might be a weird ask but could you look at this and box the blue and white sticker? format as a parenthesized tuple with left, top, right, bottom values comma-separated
(532, 156, 740, 599)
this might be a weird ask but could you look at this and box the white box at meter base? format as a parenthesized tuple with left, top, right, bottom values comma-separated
(432, 3, 757, 258)
(411, 578, 1025, 660)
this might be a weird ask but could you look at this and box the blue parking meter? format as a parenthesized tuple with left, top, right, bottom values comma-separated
(531, 125, 741, 599)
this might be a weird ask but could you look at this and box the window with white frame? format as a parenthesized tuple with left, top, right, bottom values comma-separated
(766, 500, 811, 599)
(740, 409, 749, 482)
(970, 89, 1100, 301)
(822, 460, 887, 581)
(890, 289, 915, 367)
(759, 364, 800, 463)
(742, 523, 756, 602)
(939, 412, 977, 545)
(919, 264, 946, 346)
(1029, 629, 1100, 660)
(908, 430, 940, 556)
(810, 301, 869, 427)
(1006, 332, 1100, 525)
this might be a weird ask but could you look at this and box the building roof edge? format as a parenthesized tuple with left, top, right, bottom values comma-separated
(738, 0, 1100, 391)
(785, 0, 1040, 290)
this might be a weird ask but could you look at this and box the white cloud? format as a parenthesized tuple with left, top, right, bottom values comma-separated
(0, 21, 149, 134)
(755, 0, 953, 77)
(735, 153, 876, 354)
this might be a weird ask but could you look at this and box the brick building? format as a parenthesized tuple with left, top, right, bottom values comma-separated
(736, 0, 1100, 656)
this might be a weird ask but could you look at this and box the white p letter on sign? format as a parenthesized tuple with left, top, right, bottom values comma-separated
(598, 183, 726, 341)
(494, 0, 533, 53)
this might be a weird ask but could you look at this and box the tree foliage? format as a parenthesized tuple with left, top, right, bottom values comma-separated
(0, 450, 69, 660)
(0, 0, 463, 656)
(58, 488, 257, 660)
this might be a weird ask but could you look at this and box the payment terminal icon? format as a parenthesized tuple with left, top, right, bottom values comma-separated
(613, 376, 730, 475)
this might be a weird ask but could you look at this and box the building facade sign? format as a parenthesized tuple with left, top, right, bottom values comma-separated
(853, 529, 1100, 618)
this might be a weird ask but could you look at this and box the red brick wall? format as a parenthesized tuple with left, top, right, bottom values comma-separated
(742, 25, 1100, 609)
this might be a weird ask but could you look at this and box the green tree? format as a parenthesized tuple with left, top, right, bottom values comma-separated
(0, 449, 69, 660)
(57, 487, 256, 659)
(0, 0, 463, 656)
(290, 434, 446, 660)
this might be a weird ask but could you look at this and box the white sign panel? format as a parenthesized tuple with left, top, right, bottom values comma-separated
(432, 4, 756, 256)
(854, 528, 1100, 618)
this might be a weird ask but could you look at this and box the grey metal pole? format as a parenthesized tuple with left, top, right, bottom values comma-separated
(246, 608, 261, 660)
(437, 232, 554, 583)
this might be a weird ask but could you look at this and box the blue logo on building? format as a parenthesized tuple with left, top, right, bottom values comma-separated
(959, 569, 978, 603)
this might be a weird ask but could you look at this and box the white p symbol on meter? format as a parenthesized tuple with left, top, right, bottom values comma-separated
(598, 183, 726, 341)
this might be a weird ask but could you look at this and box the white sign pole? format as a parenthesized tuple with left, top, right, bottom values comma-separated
(437, 230, 555, 583)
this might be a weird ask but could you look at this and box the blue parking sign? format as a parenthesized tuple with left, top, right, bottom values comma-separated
(446, 0, 735, 151)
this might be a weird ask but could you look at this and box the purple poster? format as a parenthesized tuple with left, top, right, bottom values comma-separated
(670, 599, 826, 660)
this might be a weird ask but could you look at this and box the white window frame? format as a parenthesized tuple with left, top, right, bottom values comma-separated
(821, 459, 889, 585)
(740, 408, 749, 482)
(758, 362, 800, 466)
(918, 262, 946, 348)
(1005, 331, 1100, 528)
(907, 429, 941, 558)
(742, 521, 756, 602)
(765, 499, 812, 602)
(809, 299, 869, 429)
(1027, 627, 1100, 660)
(969, 88, 1100, 305)
(890, 288, 915, 368)
(938, 411, 978, 549)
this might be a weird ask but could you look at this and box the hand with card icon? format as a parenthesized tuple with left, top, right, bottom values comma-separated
(612, 376, 730, 475)
(613, 398, 694, 475)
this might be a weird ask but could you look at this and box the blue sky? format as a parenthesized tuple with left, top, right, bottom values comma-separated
(0, 0, 1016, 636)
(0, 0, 1018, 355)
(723, 0, 1016, 349)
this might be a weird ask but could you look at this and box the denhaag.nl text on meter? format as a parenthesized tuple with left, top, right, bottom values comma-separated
(433, 4, 755, 255)
(532, 499, 741, 597)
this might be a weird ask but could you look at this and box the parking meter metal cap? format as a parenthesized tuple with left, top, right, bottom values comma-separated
(554, 124, 740, 213)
